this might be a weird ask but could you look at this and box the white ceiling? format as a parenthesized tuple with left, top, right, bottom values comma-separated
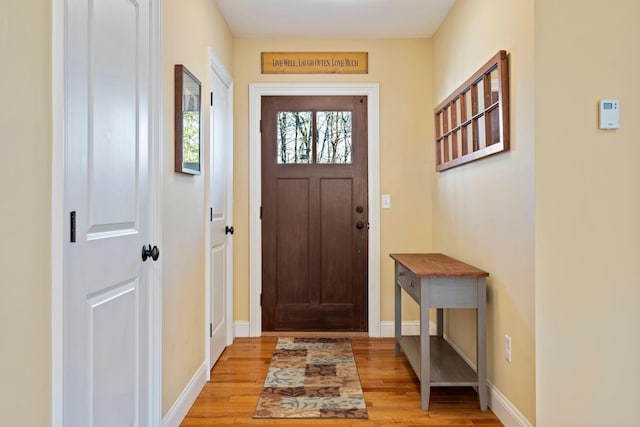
(215, 0, 456, 39)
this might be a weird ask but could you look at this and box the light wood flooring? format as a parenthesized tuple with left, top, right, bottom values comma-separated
(181, 337, 503, 426)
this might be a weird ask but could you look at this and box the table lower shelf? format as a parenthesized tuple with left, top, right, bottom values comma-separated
(397, 335, 478, 386)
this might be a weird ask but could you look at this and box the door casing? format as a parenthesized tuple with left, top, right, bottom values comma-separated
(248, 83, 381, 337)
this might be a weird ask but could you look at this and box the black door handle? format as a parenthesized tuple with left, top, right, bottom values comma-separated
(355, 221, 365, 230)
(142, 244, 160, 262)
(225, 226, 234, 235)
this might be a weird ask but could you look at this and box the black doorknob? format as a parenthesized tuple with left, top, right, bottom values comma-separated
(142, 244, 160, 262)
(225, 226, 234, 235)
(355, 221, 365, 230)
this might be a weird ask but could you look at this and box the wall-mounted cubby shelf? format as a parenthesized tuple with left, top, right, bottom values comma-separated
(434, 51, 509, 172)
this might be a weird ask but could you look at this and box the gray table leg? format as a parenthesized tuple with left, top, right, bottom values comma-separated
(477, 277, 488, 411)
(395, 265, 401, 357)
(436, 308, 444, 337)
(420, 279, 431, 410)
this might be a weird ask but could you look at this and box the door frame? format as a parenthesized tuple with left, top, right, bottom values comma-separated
(51, 0, 163, 424)
(248, 83, 381, 337)
(204, 49, 235, 374)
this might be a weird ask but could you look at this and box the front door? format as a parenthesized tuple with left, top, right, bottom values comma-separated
(261, 96, 368, 331)
(64, 0, 154, 424)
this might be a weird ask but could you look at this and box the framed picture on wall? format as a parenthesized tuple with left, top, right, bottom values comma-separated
(174, 64, 201, 175)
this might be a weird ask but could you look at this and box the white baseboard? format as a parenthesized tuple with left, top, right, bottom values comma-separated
(162, 361, 208, 427)
(234, 320, 250, 337)
(488, 382, 534, 427)
(237, 320, 432, 338)
(380, 320, 436, 337)
(444, 336, 533, 427)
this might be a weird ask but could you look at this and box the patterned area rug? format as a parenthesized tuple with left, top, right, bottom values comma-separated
(253, 337, 368, 419)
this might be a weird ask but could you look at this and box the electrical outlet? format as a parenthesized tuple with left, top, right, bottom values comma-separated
(504, 335, 512, 362)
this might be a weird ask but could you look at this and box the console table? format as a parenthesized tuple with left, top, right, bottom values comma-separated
(390, 253, 489, 411)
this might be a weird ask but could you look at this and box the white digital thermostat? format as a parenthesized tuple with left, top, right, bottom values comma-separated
(599, 99, 620, 129)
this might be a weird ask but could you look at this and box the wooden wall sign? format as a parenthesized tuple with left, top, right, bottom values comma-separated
(261, 52, 368, 74)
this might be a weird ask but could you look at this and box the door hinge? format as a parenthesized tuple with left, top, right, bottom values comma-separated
(210, 207, 213, 222)
(260, 293, 263, 307)
(260, 206, 263, 220)
(70, 211, 76, 243)
(210, 92, 213, 107)
(259, 120, 262, 133)
(210, 323, 213, 338)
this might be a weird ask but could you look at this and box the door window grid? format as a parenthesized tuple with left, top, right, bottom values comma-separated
(276, 111, 353, 164)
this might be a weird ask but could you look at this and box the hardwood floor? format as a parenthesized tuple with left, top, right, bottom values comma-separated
(181, 337, 503, 426)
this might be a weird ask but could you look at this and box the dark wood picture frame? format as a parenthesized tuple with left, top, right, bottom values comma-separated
(174, 64, 201, 175)
(434, 51, 509, 172)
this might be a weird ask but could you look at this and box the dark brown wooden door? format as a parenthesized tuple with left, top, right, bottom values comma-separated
(261, 96, 368, 331)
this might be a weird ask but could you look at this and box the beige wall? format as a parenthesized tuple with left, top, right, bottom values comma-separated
(232, 39, 434, 324)
(0, 1, 53, 425)
(161, 0, 233, 415)
(0, 1, 52, 426)
(535, 1, 640, 425)
(432, 0, 536, 423)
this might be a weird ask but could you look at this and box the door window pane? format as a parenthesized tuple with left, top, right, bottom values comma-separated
(277, 111, 312, 164)
(316, 111, 352, 164)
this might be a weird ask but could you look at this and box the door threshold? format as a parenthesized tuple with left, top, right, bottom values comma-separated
(261, 331, 369, 338)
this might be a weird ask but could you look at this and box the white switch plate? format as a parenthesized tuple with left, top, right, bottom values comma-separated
(381, 194, 391, 209)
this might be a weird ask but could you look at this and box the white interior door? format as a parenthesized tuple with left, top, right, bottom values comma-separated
(63, 0, 154, 425)
(209, 57, 234, 368)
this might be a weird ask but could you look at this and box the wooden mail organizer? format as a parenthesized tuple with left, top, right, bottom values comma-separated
(390, 253, 489, 411)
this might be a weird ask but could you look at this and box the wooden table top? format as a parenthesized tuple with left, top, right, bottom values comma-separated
(389, 253, 489, 278)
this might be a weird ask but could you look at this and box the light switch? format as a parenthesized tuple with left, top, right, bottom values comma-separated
(381, 194, 391, 209)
